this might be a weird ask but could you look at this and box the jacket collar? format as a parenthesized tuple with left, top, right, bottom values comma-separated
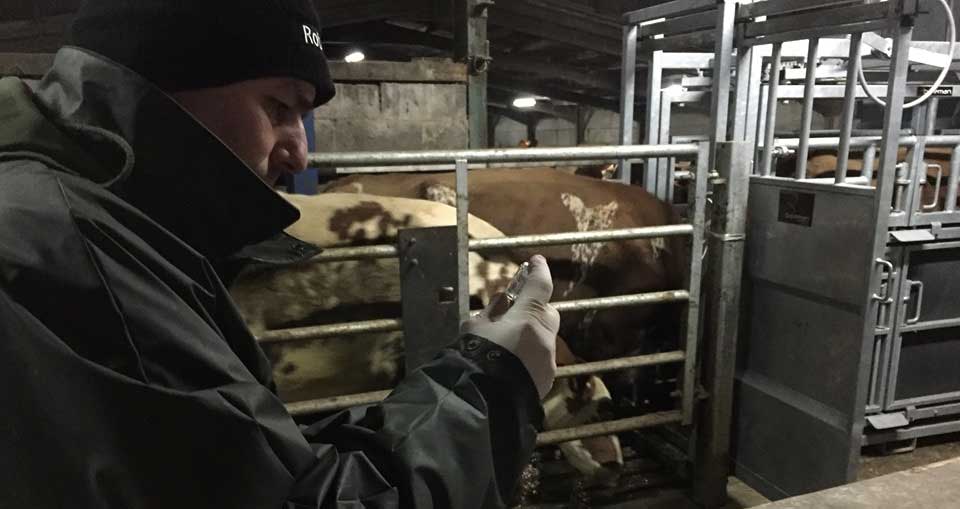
(28, 47, 302, 260)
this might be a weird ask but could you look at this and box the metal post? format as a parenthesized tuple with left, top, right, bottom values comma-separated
(745, 46, 765, 153)
(946, 145, 960, 211)
(694, 141, 751, 507)
(926, 97, 940, 136)
(732, 46, 755, 142)
(645, 49, 664, 190)
(760, 43, 783, 176)
(796, 38, 821, 180)
(455, 0, 490, 148)
(904, 101, 931, 217)
(853, 20, 914, 483)
(619, 24, 639, 184)
(682, 141, 710, 425)
(863, 143, 878, 182)
(837, 32, 864, 183)
(455, 159, 470, 323)
(658, 95, 674, 200)
(709, 0, 737, 149)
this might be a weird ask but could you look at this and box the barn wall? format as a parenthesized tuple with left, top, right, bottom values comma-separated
(312, 59, 469, 152)
(493, 110, 642, 147)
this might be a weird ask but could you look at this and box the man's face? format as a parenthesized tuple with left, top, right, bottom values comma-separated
(171, 78, 316, 186)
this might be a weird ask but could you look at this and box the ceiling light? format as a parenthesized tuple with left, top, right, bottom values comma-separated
(513, 97, 537, 108)
(344, 51, 365, 63)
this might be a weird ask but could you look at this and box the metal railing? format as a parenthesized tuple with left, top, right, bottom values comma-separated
(264, 142, 710, 448)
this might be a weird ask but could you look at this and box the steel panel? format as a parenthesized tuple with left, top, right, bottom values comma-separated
(736, 177, 877, 499)
(745, 178, 874, 306)
(398, 227, 462, 373)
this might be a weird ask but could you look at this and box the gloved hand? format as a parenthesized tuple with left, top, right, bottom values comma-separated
(461, 255, 560, 399)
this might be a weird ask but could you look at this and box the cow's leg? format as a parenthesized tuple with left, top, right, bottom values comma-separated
(544, 337, 624, 481)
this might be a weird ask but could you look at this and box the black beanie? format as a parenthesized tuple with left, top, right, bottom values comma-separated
(69, 0, 336, 107)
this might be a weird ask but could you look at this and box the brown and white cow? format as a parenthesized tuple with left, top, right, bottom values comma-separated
(321, 169, 688, 404)
(229, 192, 624, 482)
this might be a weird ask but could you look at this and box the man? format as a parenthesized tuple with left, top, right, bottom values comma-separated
(0, 1, 559, 507)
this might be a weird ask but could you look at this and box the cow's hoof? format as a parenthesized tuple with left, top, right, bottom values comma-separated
(559, 434, 624, 484)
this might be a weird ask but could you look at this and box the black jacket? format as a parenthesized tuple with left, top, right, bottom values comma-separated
(0, 47, 542, 508)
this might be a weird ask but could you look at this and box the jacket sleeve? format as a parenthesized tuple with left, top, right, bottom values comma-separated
(291, 335, 544, 508)
(0, 280, 542, 509)
(0, 169, 543, 509)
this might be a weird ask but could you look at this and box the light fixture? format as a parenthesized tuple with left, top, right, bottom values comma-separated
(513, 97, 537, 108)
(344, 51, 365, 63)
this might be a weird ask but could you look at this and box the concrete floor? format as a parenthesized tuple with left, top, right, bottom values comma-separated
(859, 431, 960, 480)
(522, 431, 960, 508)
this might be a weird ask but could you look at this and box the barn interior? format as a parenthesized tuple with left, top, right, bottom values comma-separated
(8, 0, 960, 507)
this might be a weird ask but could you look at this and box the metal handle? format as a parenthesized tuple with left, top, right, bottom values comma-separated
(922, 163, 944, 211)
(906, 280, 925, 325)
(872, 258, 895, 304)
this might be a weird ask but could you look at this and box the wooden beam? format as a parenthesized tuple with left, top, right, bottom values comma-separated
(493, 53, 619, 92)
(487, 9, 621, 56)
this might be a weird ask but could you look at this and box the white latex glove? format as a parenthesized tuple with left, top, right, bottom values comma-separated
(461, 255, 560, 399)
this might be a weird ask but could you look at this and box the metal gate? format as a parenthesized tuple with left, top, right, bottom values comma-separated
(250, 142, 744, 506)
(722, 0, 960, 500)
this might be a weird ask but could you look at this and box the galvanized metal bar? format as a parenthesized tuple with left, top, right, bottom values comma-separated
(732, 46, 755, 142)
(312, 225, 694, 263)
(739, 0, 865, 20)
(556, 351, 686, 378)
(903, 125, 928, 221)
(618, 24, 639, 184)
(640, 9, 718, 39)
(743, 3, 890, 40)
(837, 32, 864, 183)
(658, 94, 674, 200)
(470, 224, 693, 251)
(855, 20, 914, 483)
(285, 354, 688, 416)
(739, 20, 890, 48)
(312, 245, 398, 262)
(645, 50, 664, 189)
(946, 145, 960, 212)
(926, 97, 940, 136)
(257, 319, 404, 344)
(552, 290, 691, 313)
(795, 37, 821, 180)
(683, 141, 711, 425)
(709, 0, 736, 146)
(308, 144, 700, 168)
(755, 86, 769, 175)
(745, 45, 765, 154)
(455, 159, 470, 323)
(695, 141, 751, 507)
(760, 43, 783, 176)
(769, 135, 960, 151)
(537, 411, 683, 446)
(258, 290, 689, 345)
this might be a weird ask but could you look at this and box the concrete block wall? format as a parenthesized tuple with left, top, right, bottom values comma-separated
(314, 82, 468, 151)
(313, 60, 469, 152)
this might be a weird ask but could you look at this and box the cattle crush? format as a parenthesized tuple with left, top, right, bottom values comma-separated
(615, 0, 960, 503)
(239, 0, 960, 506)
